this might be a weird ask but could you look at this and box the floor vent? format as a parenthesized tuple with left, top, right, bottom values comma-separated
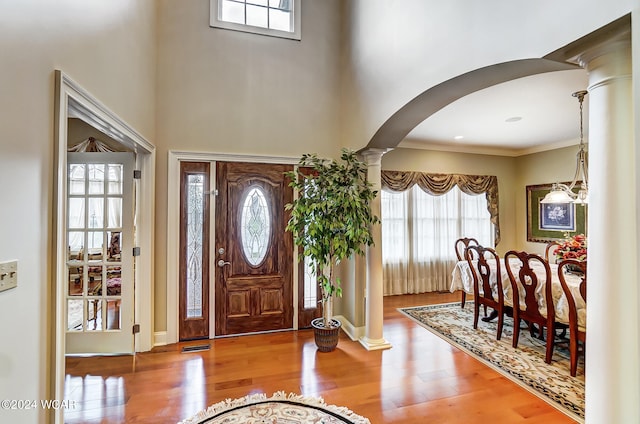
(181, 344, 211, 353)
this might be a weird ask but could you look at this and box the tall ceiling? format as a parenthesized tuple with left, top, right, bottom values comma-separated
(399, 68, 590, 157)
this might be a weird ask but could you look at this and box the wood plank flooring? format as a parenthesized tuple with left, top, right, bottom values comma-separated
(64, 292, 577, 423)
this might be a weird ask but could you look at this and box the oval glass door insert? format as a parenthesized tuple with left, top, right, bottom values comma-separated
(240, 186, 271, 265)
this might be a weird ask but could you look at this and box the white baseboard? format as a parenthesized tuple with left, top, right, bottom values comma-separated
(334, 315, 365, 341)
(154, 321, 366, 346)
(153, 331, 167, 347)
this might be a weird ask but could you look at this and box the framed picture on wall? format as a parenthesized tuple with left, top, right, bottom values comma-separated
(526, 183, 587, 242)
(539, 202, 575, 231)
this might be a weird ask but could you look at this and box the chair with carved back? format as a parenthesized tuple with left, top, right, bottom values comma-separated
(557, 259, 587, 376)
(545, 241, 562, 263)
(454, 237, 480, 309)
(504, 250, 557, 364)
(465, 245, 509, 340)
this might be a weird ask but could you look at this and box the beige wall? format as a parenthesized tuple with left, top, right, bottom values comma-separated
(154, 0, 344, 331)
(0, 1, 156, 422)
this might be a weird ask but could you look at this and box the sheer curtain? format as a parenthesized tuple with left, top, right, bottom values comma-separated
(381, 172, 497, 295)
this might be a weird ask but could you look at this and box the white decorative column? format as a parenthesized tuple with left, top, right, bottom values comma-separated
(577, 33, 638, 423)
(359, 148, 392, 351)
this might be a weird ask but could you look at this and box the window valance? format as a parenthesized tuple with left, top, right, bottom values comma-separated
(381, 171, 500, 245)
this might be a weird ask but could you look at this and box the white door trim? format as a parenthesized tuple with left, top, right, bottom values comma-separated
(166, 151, 300, 345)
(53, 70, 155, 424)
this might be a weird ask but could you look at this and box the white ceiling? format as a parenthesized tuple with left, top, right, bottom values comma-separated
(400, 68, 590, 157)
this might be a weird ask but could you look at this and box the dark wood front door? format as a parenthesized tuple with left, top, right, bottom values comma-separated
(215, 162, 293, 336)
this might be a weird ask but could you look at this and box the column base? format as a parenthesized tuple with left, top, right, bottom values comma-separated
(358, 336, 392, 351)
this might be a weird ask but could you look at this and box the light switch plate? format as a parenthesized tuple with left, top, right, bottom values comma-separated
(0, 261, 17, 292)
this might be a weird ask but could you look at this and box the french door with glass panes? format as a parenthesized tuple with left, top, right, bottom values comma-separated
(66, 152, 135, 354)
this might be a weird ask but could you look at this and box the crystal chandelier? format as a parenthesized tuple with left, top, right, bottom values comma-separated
(541, 90, 589, 205)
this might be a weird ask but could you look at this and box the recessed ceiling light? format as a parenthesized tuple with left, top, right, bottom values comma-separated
(454, 135, 464, 140)
(505, 116, 522, 123)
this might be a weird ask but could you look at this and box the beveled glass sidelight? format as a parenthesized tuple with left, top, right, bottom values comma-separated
(303, 255, 317, 309)
(240, 186, 271, 266)
(186, 174, 204, 318)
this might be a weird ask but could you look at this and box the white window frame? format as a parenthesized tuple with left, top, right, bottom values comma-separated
(209, 0, 301, 41)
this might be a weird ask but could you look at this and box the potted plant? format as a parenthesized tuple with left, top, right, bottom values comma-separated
(285, 148, 379, 352)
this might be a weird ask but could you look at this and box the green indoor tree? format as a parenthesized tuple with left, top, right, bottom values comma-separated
(285, 149, 379, 331)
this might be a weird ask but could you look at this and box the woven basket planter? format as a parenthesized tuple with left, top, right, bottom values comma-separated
(311, 318, 342, 352)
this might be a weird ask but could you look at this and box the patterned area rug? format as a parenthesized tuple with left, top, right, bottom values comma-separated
(399, 302, 584, 422)
(178, 392, 371, 424)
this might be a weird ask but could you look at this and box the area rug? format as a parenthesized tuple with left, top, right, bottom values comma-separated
(399, 302, 584, 422)
(178, 391, 371, 424)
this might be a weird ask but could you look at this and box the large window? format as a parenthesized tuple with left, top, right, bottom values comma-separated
(210, 0, 301, 40)
(381, 185, 494, 295)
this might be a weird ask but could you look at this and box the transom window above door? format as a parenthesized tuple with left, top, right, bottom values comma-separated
(209, 0, 301, 40)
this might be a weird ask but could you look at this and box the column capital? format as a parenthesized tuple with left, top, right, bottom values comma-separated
(579, 36, 631, 93)
(360, 148, 391, 166)
(577, 38, 630, 68)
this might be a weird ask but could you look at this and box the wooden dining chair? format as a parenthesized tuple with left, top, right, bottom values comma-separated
(504, 250, 557, 364)
(544, 241, 562, 263)
(557, 259, 587, 376)
(465, 245, 509, 340)
(454, 237, 480, 309)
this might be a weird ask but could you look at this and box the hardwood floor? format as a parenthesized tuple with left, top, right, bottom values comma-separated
(64, 292, 577, 423)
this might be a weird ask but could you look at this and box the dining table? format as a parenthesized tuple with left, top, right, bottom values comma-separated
(450, 257, 586, 328)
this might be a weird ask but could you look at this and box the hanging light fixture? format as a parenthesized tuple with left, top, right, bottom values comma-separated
(541, 90, 589, 205)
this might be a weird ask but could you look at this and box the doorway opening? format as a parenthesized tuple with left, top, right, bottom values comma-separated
(167, 153, 322, 344)
(53, 70, 155, 424)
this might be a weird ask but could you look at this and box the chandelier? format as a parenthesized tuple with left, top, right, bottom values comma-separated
(541, 90, 589, 205)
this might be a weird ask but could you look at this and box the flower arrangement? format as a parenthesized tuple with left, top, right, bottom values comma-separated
(555, 233, 587, 261)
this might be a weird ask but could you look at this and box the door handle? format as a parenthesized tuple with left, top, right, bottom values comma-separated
(217, 260, 231, 267)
